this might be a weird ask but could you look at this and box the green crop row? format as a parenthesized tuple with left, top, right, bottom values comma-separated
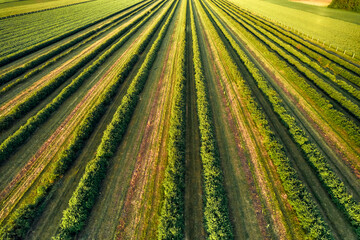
(219, 0, 360, 77)
(202, 0, 360, 236)
(0, 1, 174, 238)
(157, 1, 186, 239)
(0, 0, 167, 165)
(0, 0, 149, 66)
(196, 0, 332, 238)
(54, 2, 177, 239)
(0, 0, 154, 86)
(190, 2, 233, 239)
(210, 0, 360, 145)
(0, 2, 164, 132)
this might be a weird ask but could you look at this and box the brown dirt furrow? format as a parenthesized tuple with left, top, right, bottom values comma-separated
(210, 42, 271, 239)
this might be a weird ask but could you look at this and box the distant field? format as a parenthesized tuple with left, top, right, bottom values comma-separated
(0, 0, 359, 239)
(290, 0, 331, 7)
(230, 0, 360, 56)
(0, 0, 92, 18)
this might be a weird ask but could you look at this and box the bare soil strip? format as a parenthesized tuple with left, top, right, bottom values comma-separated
(113, 5, 183, 239)
(184, 1, 205, 238)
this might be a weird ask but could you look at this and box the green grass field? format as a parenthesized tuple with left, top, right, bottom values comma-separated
(0, 0, 359, 239)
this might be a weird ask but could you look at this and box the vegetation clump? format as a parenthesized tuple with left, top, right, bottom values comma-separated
(329, 0, 360, 12)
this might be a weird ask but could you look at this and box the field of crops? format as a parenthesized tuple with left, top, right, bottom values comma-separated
(0, 0, 359, 239)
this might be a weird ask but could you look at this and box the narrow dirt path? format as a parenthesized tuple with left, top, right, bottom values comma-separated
(184, 1, 205, 238)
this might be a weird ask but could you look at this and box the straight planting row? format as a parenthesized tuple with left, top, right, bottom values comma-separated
(191, 1, 233, 238)
(0, 0, 149, 66)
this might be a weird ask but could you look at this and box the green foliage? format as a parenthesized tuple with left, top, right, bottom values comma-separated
(220, 0, 360, 77)
(237, 7, 360, 86)
(231, 4, 360, 119)
(0, 0, 144, 60)
(329, 0, 360, 12)
(190, 2, 233, 239)
(0, 0, 168, 166)
(157, 1, 186, 239)
(0, 1, 164, 132)
(239, 11, 360, 102)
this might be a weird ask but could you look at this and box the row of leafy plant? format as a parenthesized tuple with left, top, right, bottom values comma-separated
(0, 0, 154, 86)
(54, 2, 178, 239)
(210, 0, 360, 146)
(196, 0, 333, 238)
(0, 0, 167, 165)
(219, 0, 360, 77)
(0, 1, 175, 238)
(190, 1, 233, 238)
(0, 1, 165, 132)
(202, 0, 360, 236)
(157, 0, 187, 239)
(0, 0, 150, 66)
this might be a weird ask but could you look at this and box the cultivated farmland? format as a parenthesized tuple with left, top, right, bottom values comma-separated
(0, 0, 359, 239)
